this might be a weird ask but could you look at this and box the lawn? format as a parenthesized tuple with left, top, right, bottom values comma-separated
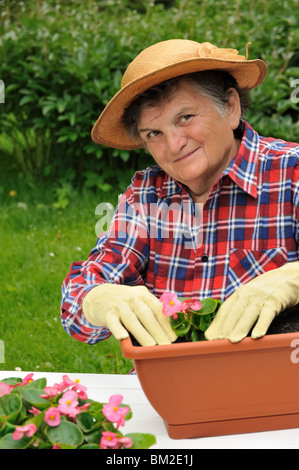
(0, 173, 133, 374)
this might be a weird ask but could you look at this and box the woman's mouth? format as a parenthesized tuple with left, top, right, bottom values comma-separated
(174, 147, 200, 163)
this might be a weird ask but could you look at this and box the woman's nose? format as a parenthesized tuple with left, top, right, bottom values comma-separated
(165, 129, 188, 154)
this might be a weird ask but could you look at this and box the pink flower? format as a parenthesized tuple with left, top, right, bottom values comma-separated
(0, 382, 12, 397)
(22, 373, 34, 385)
(28, 406, 41, 416)
(100, 431, 134, 449)
(181, 299, 202, 312)
(102, 394, 130, 429)
(159, 292, 182, 319)
(14, 373, 35, 387)
(59, 375, 75, 391)
(41, 375, 85, 399)
(42, 375, 75, 396)
(71, 382, 88, 400)
(58, 390, 79, 417)
(78, 403, 91, 412)
(41, 384, 61, 399)
(45, 407, 61, 427)
(118, 436, 133, 448)
(189, 300, 202, 311)
(12, 423, 37, 440)
(100, 431, 119, 449)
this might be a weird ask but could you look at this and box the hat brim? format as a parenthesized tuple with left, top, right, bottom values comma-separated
(91, 57, 267, 150)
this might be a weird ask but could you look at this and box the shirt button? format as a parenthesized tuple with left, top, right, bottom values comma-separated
(201, 255, 208, 262)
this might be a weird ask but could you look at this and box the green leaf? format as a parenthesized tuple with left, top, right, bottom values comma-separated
(0, 421, 16, 438)
(0, 394, 22, 423)
(190, 299, 222, 332)
(19, 388, 50, 410)
(119, 150, 130, 162)
(87, 401, 103, 413)
(25, 409, 46, 430)
(99, 183, 112, 192)
(79, 443, 100, 449)
(103, 421, 118, 433)
(76, 412, 95, 432)
(20, 94, 38, 106)
(169, 311, 186, 327)
(36, 439, 52, 449)
(45, 420, 84, 449)
(170, 315, 191, 337)
(84, 428, 104, 444)
(0, 378, 22, 386)
(190, 312, 203, 329)
(199, 314, 213, 332)
(125, 433, 156, 449)
(25, 378, 47, 389)
(190, 311, 213, 330)
(0, 433, 34, 449)
(192, 298, 221, 315)
(190, 328, 206, 342)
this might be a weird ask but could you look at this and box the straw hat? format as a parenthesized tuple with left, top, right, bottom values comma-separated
(91, 39, 267, 150)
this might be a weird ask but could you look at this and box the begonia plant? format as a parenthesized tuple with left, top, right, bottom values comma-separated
(0, 373, 155, 449)
(160, 292, 221, 342)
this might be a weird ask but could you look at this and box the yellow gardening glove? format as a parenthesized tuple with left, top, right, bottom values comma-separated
(205, 262, 299, 343)
(82, 284, 177, 346)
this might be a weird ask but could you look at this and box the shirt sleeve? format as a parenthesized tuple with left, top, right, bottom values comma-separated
(60, 188, 150, 344)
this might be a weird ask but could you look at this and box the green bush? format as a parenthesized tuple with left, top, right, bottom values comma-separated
(0, 0, 298, 191)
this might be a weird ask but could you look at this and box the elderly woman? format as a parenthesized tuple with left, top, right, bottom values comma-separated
(61, 39, 299, 347)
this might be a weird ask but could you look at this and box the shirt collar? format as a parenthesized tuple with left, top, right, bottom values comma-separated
(158, 171, 183, 199)
(222, 121, 259, 199)
(158, 120, 260, 200)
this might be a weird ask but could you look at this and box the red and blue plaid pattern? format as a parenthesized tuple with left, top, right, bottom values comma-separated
(61, 121, 299, 344)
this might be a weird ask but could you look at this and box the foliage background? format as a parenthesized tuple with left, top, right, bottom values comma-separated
(1, 0, 298, 190)
(0, 0, 298, 374)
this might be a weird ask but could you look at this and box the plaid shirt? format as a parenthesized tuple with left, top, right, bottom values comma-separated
(61, 121, 299, 344)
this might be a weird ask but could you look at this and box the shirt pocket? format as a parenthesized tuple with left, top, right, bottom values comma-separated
(225, 247, 288, 299)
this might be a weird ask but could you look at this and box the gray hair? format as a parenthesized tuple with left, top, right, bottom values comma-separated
(122, 70, 249, 141)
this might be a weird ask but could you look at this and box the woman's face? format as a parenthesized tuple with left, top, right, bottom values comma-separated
(137, 81, 241, 199)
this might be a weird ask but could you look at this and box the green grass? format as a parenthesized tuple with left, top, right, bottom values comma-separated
(0, 172, 134, 374)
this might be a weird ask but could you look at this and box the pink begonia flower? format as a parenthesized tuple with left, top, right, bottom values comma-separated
(78, 403, 91, 412)
(159, 292, 182, 320)
(117, 436, 133, 448)
(45, 407, 61, 427)
(52, 443, 61, 449)
(14, 373, 35, 387)
(41, 384, 61, 399)
(71, 382, 88, 400)
(100, 431, 119, 449)
(102, 394, 129, 429)
(13, 423, 37, 440)
(181, 299, 202, 312)
(190, 300, 202, 310)
(59, 375, 75, 391)
(22, 373, 34, 385)
(58, 390, 79, 417)
(28, 406, 41, 416)
(0, 382, 12, 397)
(100, 432, 134, 449)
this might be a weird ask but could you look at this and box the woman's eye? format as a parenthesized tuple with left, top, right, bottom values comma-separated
(179, 114, 193, 124)
(147, 130, 161, 140)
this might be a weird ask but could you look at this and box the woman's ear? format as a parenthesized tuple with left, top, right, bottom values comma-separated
(226, 88, 242, 130)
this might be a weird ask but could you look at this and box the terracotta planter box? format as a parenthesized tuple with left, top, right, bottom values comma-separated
(121, 332, 299, 439)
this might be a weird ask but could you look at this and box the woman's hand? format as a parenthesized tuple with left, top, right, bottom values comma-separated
(205, 262, 299, 342)
(83, 284, 177, 346)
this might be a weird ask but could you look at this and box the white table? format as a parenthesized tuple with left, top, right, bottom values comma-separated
(1, 370, 299, 449)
